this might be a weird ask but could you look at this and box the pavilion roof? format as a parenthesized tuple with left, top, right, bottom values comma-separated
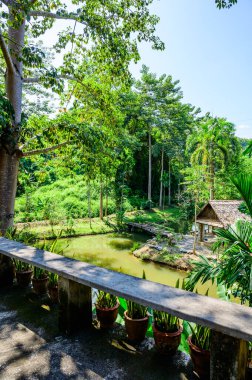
(196, 200, 251, 228)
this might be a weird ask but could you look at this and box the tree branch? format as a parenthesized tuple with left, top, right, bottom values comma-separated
(0, 31, 15, 74)
(22, 141, 68, 157)
(23, 74, 76, 83)
(29, 11, 79, 21)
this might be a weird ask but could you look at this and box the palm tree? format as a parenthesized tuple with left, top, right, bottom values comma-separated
(187, 117, 238, 200)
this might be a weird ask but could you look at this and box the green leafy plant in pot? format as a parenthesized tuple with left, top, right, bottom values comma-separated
(48, 272, 59, 303)
(153, 310, 183, 355)
(124, 300, 148, 343)
(95, 290, 119, 328)
(32, 267, 49, 295)
(188, 323, 210, 379)
(14, 259, 33, 288)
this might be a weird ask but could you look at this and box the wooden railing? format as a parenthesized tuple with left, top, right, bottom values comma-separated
(0, 237, 250, 380)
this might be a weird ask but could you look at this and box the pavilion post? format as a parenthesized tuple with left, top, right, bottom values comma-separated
(199, 223, 204, 242)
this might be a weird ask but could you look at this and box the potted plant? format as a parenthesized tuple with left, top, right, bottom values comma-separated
(95, 290, 119, 328)
(14, 259, 33, 288)
(188, 323, 210, 379)
(124, 300, 148, 343)
(48, 272, 59, 303)
(32, 267, 49, 295)
(153, 310, 183, 355)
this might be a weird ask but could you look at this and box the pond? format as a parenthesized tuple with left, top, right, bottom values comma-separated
(57, 232, 216, 297)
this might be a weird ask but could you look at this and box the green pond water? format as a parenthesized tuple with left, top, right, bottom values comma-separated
(58, 232, 216, 297)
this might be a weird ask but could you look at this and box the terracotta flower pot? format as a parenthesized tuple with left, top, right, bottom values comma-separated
(16, 270, 33, 288)
(188, 336, 210, 379)
(32, 276, 49, 295)
(48, 285, 59, 303)
(124, 310, 149, 343)
(96, 302, 119, 328)
(153, 323, 183, 355)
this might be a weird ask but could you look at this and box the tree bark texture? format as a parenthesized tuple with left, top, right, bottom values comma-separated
(148, 132, 152, 206)
(0, 17, 25, 234)
(209, 160, 215, 200)
(100, 180, 103, 220)
(6, 19, 25, 125)
(168, 157, 171, 206)
(0, 15, 25, 284)
(159, 147, 164, 208)
(0, 149, 19, 234)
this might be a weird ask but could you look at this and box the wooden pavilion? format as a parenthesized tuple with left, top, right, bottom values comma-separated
(196, 200, 251, 242)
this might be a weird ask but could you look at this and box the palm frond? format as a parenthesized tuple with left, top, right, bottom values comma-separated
(232, 174, 252, 217)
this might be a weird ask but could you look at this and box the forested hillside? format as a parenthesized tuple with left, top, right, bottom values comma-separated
(15, 66, 252, 225)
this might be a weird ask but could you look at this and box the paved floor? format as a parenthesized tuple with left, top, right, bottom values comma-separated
(0, 288, 195, 380)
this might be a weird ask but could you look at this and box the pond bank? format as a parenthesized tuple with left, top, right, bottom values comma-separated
(133, 235, 214, 271)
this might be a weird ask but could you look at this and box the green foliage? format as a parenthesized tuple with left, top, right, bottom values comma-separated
(215, 0, 237, 8)
(244, 141, 252, 157)
(126, 300, 147, 319)
(15, 176, 133, 223)
(5, 226, 37, 245)
(186, 116, 240, 199)
(13, 259, 31, 272)
(33, 266, 48, 280)
(48, 272, 58, 287)
(186, 173, 252, 305)
(232, 174, 252, 216)
(188, 323, 210, 350)
(95, 290, 117, 309)
(153, 310, 179, 333)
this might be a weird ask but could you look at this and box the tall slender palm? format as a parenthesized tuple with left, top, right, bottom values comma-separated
(187, 117, 238, 200)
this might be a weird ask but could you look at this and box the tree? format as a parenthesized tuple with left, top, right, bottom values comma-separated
(215, 0, 237, 8)
(0, 0, 164, 234)
(187, 116, 239, 200)
(134, 66, 184, 207)
(181, 164, 209, 253)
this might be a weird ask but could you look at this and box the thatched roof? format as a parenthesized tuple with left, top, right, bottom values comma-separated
(196, 200, 251, 228)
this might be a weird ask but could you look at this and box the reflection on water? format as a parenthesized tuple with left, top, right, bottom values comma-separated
(58, 232, 216, 298)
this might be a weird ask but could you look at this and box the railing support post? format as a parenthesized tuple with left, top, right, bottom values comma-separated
(210, 330, 248, 380)
(0, 255, 14, 287)
(58, 277, 92, 334)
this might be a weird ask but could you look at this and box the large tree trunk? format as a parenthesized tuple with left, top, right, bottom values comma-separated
(0, 149, 19, 234)
(159, 147, 164, 208)
(0, 16, 25, 285)
(148, 131, 152, 207)
(1, 18, 25, 229)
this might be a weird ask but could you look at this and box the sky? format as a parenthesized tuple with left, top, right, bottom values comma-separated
(41, 0, 252, 139)
(129, 0, 252, 139)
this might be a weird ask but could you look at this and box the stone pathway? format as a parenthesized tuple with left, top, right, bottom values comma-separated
(0, 288, 195, 380)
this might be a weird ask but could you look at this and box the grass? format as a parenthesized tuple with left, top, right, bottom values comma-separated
(16, 218, 114, 239)
(15, 207, 183, 239)
(124, 207, 181, 225)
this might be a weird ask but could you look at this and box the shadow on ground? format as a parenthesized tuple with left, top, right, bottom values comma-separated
(0, 286, 195, 380)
